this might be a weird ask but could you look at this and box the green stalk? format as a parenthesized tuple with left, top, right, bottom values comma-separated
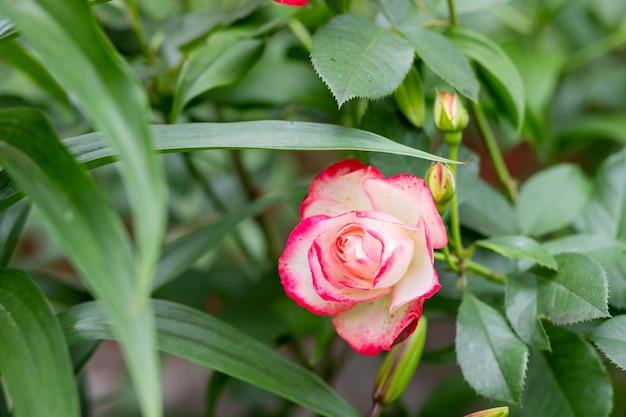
(126, 0, 150, 61)
(471, 102, 517, 203)
(433, 252, 505, 284)
(445, 140, 464, 258)
(446, 0, 457, 27)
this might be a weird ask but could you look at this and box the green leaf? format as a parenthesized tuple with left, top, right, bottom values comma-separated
(456, 292, 528, 404)
(311, 14, 414, 107)
(0, 14, 15, 40)
(0, 120, 460, 211)
(0, 39, 70, 107)
(0, 109, 160, 417)
(170, 31, 264, 122)
(516, 164, 592, 237)
(579, 149, 626, 241)
(450, 27, 525, 131)
(543, 234, 626, 309)
(402, 28, 479, 101)
(0, 269, 79, 417)
(476, 236, 558, 270)
(459, 179, 516, 237)
(558, 115, 626, 147)
(505, 273, 550, 350)
(0, 0, 167, 295)
(60, 300, 363, 417)
(522, 324, 612, 417)
(534, 252, 609, 324)
(588, 315, 626, 370)
(152, 193, 285, 291)
(0, 202, 29, 267)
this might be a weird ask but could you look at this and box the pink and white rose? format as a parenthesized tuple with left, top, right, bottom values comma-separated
(278, 160, 447, 355)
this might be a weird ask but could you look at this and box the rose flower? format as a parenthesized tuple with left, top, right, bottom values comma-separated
(278, 160, 447, 355)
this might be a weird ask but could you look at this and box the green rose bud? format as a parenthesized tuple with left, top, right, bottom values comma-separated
(434, 91, 469, 134)
(372, 317, 427, 407)
(425, 162, 455, 215)
(393, 66, 425, 128)
(465, 407, 509, 417)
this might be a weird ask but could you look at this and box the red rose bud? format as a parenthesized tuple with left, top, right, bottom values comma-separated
(465, 407, 509, 417)
(425, 163, 455, 215)
(273, 0, 308, 6)
(373, 318, 427, 406)
(434, 91, 469, 133)
(394, 66, 425, 128)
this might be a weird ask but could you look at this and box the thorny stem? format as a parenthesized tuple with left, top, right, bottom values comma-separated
(471, 102, 517, 203)
(434, 252, 506, 284)
(446, 0, 458, 27)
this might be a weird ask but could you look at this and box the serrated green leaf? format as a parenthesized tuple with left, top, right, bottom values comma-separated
(456, 292, 528, 404)
(311, 14, 414, 107)
(534, 252, 609, 324)
(152, 193, 285, 291)
(450, 27, 525, 131)
(0, 108, 160, 417)
(402, 28, 479, 101)
(522, 324, 612, 417)
(477, 236, 558, 270)
(170, 31, 264, 122)
(588, 315, 626, 370)
(579, 149, 626, 241)
(543, 233, 626, 309)
(505, 274, 550, 350)
(459, 179, 516, 237)
(516, 164, 592, 237)
(60, 300, 362, 417)
(0, 269, 79, 417)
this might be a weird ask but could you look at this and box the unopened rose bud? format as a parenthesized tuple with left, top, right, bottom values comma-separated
(373, 318, 427, 406)
(434, 91, 469, 134)
(394, 66, 425, 128)
(465, 407, 509, 417)
(425, 163, 455, 215)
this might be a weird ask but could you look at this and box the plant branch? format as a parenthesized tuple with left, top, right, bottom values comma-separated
(434, 252, 505, 284)
(471, 102, 517, 203)
(446, 0, 457, 27)
(445, 141, 464, 258)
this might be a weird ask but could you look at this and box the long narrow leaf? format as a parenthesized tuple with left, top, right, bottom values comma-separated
(0, 269, 79, 417)
(0, 202, 29, 267)
(60, 299, 363, 417)
(0, 0, 166, 304)
(0, 108, 160, 417)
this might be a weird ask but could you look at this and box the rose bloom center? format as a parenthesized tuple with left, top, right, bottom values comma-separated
(330, 224, 382, 289)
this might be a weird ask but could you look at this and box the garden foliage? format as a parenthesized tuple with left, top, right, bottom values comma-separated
(0, 0, 624, 416)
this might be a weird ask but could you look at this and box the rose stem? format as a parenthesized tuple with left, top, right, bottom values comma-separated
(471, 101, 517, 203)
(434, 252, 506, 284)
(446, 0, 458, 27)
(369, 401, 384, 417)
(446, 142, 465, 259)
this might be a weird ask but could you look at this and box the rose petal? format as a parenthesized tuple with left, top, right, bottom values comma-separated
(278, 215, 354, 315)
(301, 160, 384, 219)
(363, 175, 448, 248)
(312, 241, 391, 303)
(389, 219, 440, 314)
(332, 295, 425, 355)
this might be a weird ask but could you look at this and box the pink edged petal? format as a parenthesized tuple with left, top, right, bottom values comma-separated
(301, 160, 384, 219)
(362, 175, 448, 248)
(278, 215, 354, 315)
(389, 220, 440, 314)
(332, 295, 425, 355)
